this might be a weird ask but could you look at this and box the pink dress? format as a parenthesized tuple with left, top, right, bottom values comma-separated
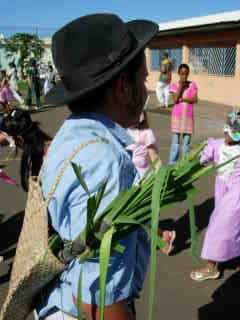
(127, 128, 157, 177)
(200, 138, 240, 262)
(170, 81, 197, 134)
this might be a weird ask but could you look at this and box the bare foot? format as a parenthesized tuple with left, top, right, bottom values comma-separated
(161, 230, 176, 255)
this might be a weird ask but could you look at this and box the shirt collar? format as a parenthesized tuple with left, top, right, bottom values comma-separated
(69, 112, 134, 147)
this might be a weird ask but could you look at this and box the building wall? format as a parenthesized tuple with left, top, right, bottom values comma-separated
(146, 28, 240, 106)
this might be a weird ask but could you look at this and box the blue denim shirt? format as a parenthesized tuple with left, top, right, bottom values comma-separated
(37, 112, 150, 318)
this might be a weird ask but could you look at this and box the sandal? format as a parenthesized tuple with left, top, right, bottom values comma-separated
(190, 266, 220, 282)
(161, 230, 176, 255)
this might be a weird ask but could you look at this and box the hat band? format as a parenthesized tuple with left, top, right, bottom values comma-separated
(62, 30, 138, 92)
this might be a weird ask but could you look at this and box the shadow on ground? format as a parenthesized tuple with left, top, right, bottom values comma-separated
(0, 211, 24, 254)
(0, 211, 24, 285)
(30, 104, 65, 114)
(199, 271, 240, 319)
(0, 104, 63, 116)
(159, 198, 214, 254)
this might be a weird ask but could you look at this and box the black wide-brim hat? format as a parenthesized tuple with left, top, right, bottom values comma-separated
(46, 13, 158, 105)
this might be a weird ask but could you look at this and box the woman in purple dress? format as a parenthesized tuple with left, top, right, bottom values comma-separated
(191, 110, 240, 281)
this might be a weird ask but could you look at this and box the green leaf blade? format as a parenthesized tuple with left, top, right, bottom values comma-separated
(71, 162, 89, 195)
(99, 226, 115, 320)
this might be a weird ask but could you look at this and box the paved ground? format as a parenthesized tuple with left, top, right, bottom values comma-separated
(0, 99, 239, 319)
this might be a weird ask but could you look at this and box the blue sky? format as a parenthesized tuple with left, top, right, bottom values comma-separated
(1, 0, 240, 37)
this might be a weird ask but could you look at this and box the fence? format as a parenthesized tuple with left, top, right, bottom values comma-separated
(189, 46, 236, 76)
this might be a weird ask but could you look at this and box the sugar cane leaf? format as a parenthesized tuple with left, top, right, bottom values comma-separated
(116, 217, 166, 250)
(174, 142, 207, 177)
(140, 160, 157, 182)
(103, 186, 140, 225)
(99, 226, 115, 320)
(48, 234, 61, 252)
(187, 190, 201, 264)
(94, 233, 125, 254)
(113, 242, 125, 254)
(76, 269, 85, 320)
(156, 236, 167, 250)
(86, 196, 97, 241)
(146, 157, 160, 176)
(115, 216, 149, 234)
(174, 158, 200, 181)
(185, 154, 240, 187)
(148, 166, 172, 320)
(95, 189, 131, 223)
(95, 179, 108, 211)
(183, 164, 215, 186)
(188, 141, 207, 161)
(71, 162, 89, 195)
(47, 234, 64, 259)
(149, 186, 161, 320)
(215, 154, 240, 170)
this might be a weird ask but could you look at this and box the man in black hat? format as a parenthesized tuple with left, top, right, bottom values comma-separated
(37, 13, 158, 320)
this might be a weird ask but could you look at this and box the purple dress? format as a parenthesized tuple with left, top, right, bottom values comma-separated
(200, 138, 240, 262)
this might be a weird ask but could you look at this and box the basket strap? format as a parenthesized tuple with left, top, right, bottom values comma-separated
(41, 137, 108, 207)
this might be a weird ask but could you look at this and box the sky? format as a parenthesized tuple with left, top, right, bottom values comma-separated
(0, 0, 240, 38)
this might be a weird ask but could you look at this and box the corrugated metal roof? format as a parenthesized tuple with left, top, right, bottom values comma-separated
(158, 10, 240, 31)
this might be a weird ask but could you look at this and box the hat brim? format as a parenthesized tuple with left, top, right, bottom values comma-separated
(45, 20, 158, 106)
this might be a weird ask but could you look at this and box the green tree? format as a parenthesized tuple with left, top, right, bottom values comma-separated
(5, 33, 44, 78)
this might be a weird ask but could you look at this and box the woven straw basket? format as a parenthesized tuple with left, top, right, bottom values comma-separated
(0, 139, 103, 320)
(0, 177, 65, 320)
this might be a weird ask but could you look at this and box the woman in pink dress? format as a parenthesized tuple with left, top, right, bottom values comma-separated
(169, 64, 198, 164)
(127, 111, 176, 254)
(191, 110, 240, 281)
(0, 70, 13, 113)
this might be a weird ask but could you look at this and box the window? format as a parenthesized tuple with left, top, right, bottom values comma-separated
(150, 48, 182, 72)
(189, 46, 236, 76)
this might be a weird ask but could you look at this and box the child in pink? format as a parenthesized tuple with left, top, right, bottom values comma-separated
(127, 111, 161, 177)
(127, 111, 175, 254)
(191, 109, 240, 281)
